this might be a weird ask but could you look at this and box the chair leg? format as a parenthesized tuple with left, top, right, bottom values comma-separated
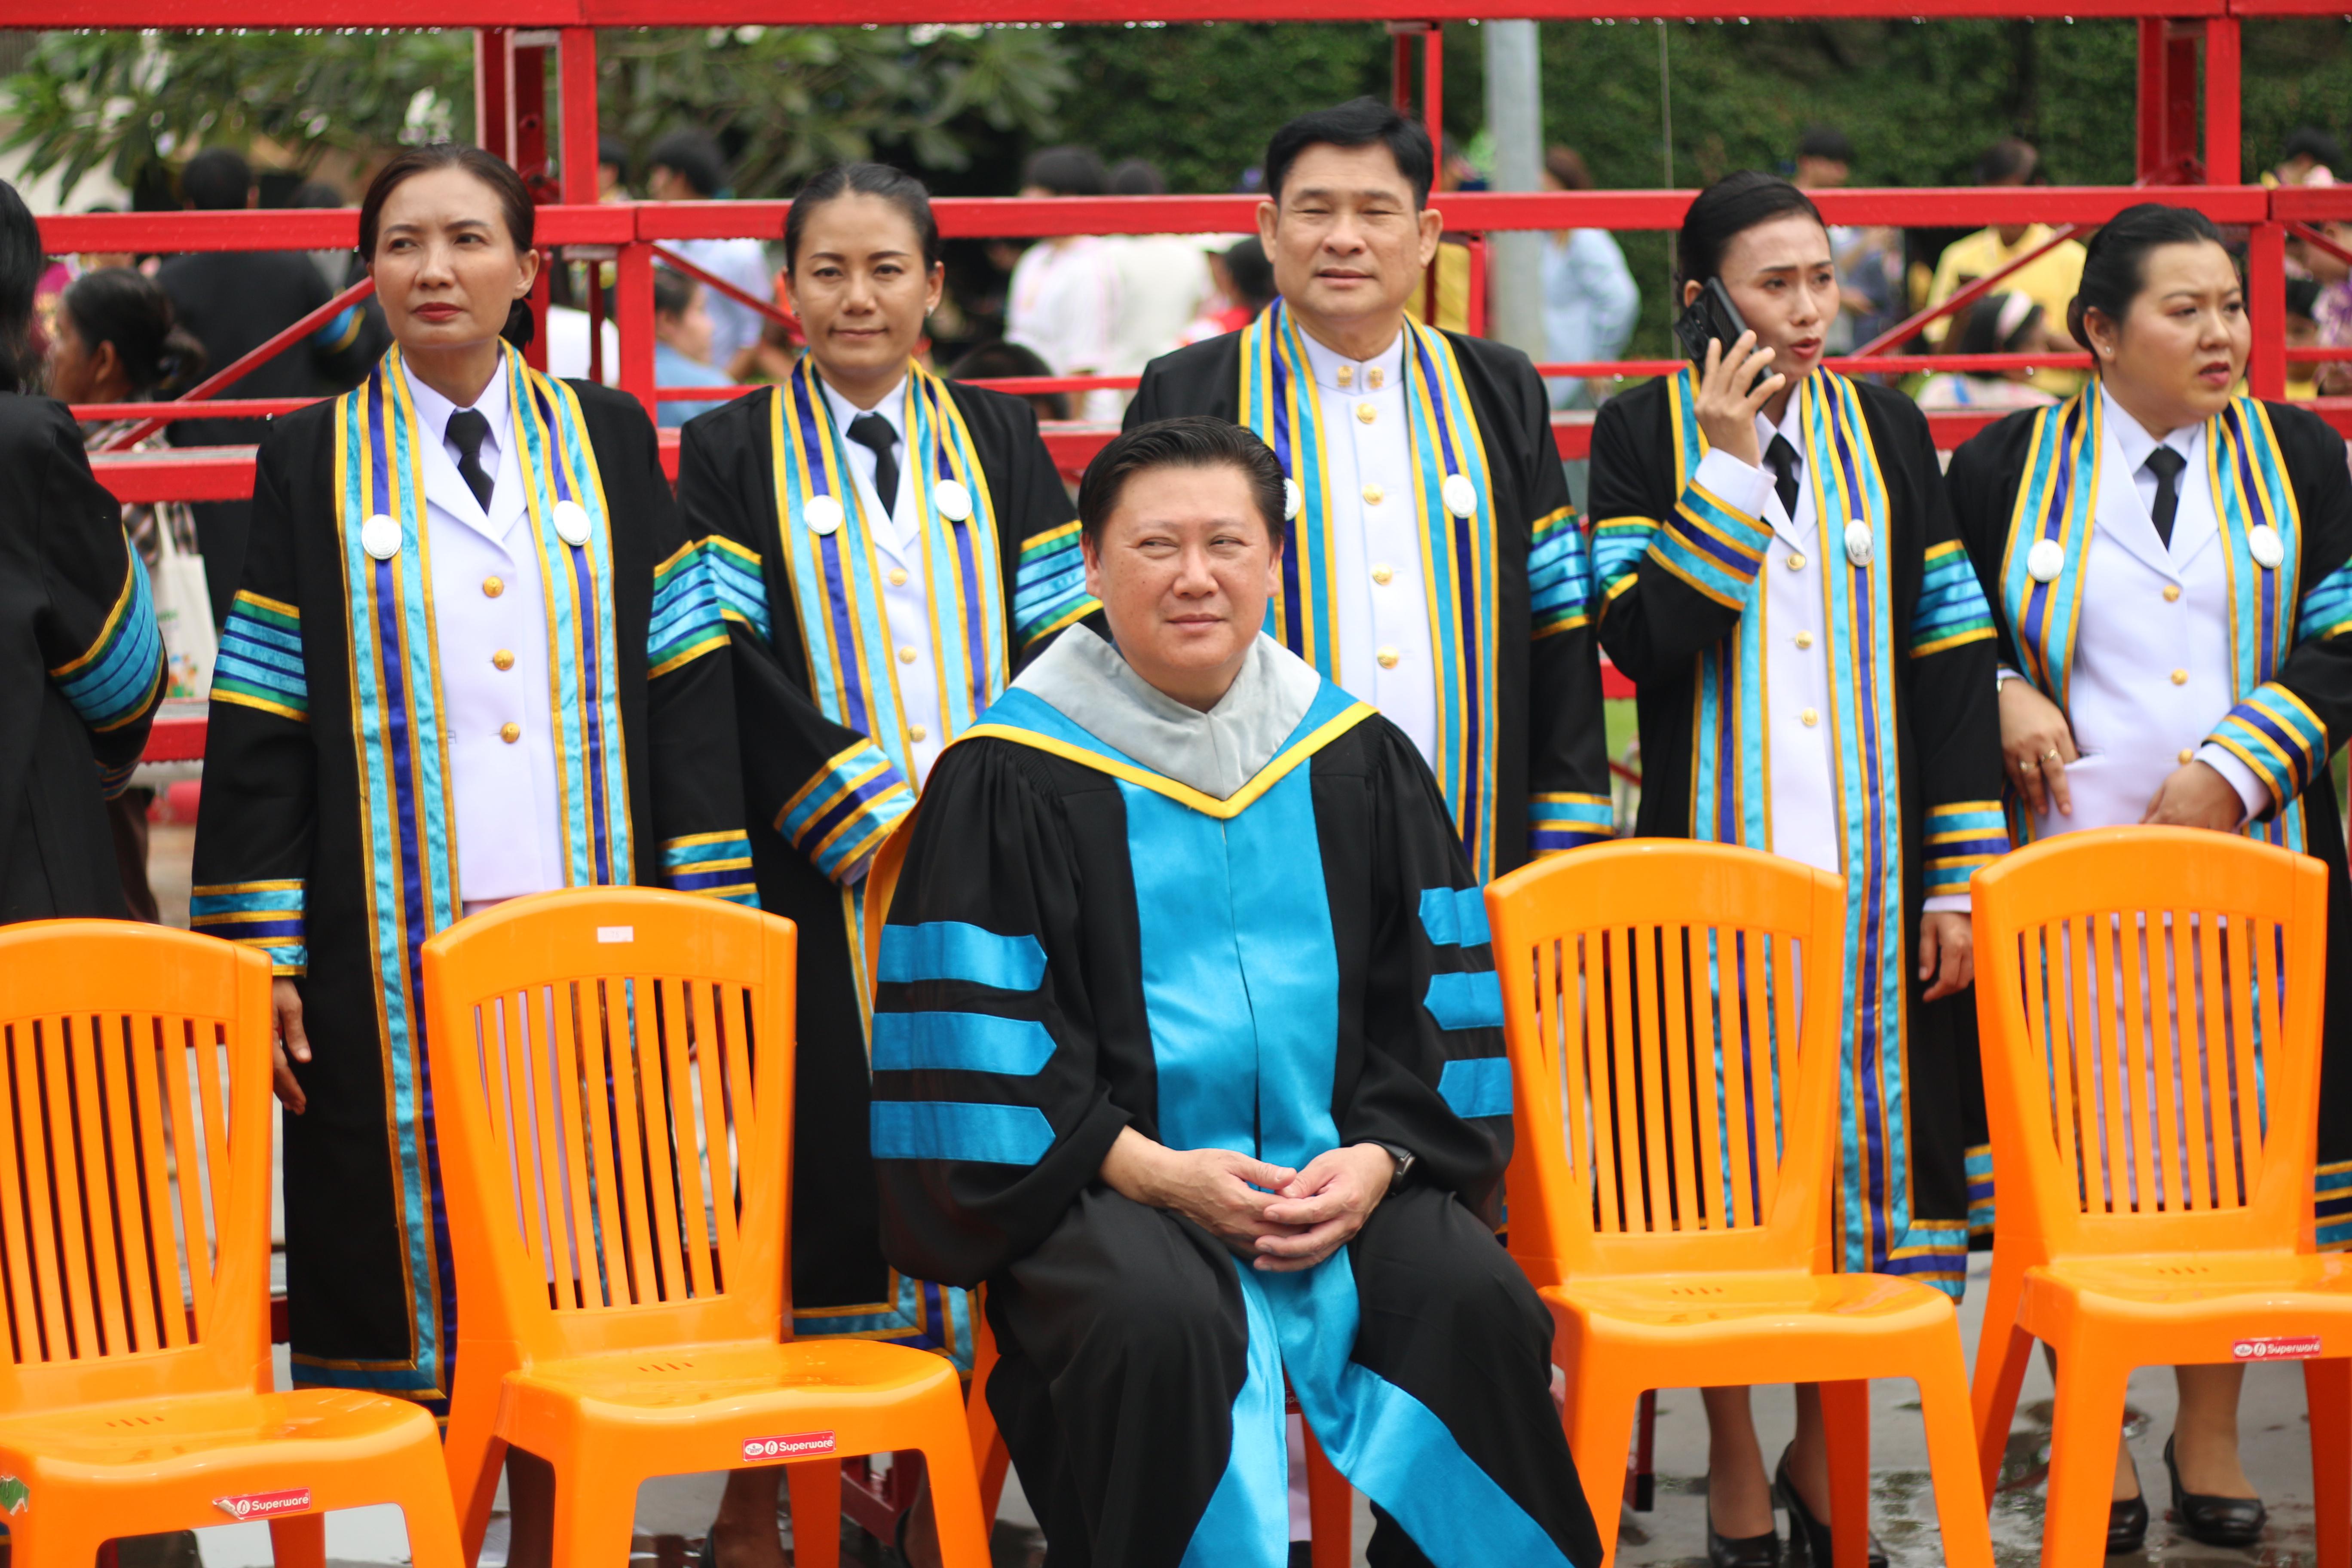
(547, 1467, 641, 1568)
(2040, 1346, 2132, 1568)
(2307, 1356, 2351, 1568)
(1914, 1348, 1997, 1568)
(975, 1436, 1010, 1532)
(1559, 1361, 1635, 1568)
(1969, 1256, 2030, 1503)
(441, 1382, 506, 1567)
(912, 1421, 995, 1568)
(1820, 1380, 1871, 1568)
(786, 1461, 840, 1568)
(1303, 1421, 1351, 1568)
(267, 1512, 326, 1568)
(399, 1492, 472, 1568)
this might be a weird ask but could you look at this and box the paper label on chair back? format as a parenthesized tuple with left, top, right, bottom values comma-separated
(2231, 1334, 2322, 1361)
(741, 1432, 837, 1461)
(597, 926, 635, 943)
(213, 1488, 312, 1521)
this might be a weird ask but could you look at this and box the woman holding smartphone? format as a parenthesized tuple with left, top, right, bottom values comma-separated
(1587, 171, 2007, 1568)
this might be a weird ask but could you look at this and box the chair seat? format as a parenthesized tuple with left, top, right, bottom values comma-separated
(2024, 1251, 2352, 1330)
(1546, 1269, 1957, 1342)
(0, 1388, 438, 1481)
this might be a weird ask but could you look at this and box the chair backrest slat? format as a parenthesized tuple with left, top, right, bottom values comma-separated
(1491, 844, 1847, 1284)
(1973, 829, 2326, 1261)
(424, 891, 794, 1359)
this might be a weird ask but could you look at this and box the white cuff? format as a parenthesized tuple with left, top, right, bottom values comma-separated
(1693, 446, 1769, 517)
(1996, 665, 2023, 689)
(1923, 894, 1972, 916)
(2195, 743, 2273, 824)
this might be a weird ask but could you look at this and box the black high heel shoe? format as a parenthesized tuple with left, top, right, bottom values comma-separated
(1706, 1502, 1782, 1568)
(2106, 1493, 2149, 1556)
(2165, 1434, 2266, 1547)
(1774, 1449, 1886, 1568)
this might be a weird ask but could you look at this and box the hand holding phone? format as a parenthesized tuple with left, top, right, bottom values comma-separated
(1675, 278, 1751, 367)
(1682, 280, 1785, 466)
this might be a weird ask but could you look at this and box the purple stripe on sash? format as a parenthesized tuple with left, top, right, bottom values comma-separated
(792, 373, 878, 737)
(1268, 343, 1308, 658)
(933, 385, 992, 712)
(533, 378, 613, 884)
(1413, 332, 1485, 859)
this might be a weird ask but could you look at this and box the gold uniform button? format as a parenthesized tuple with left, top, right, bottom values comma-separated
(899, 646, 918, 665)
(910, 725, 929, 743)
(483, 576, 505, 599)
(1375, 646, 1401, 670)
(1786, 553, 1805, 571)
(1336, 365, 1354, 388)
(491, 649, 514, 672)
(2179, 748, 2196, 765)
(1362, 484, 1384, 506)
(1800, 707, 1820, 728)
(889, 568, 910, 587)
(1356, 403, 1378, 426)
(499, 723, 521, 744)
(1366, 368, 1384, 390)
(1795, 631, 1815, 650)
(2171, 668, 2190, 686)
(2163, 584, 2182, 602)
(1372, 564, 1394, 586)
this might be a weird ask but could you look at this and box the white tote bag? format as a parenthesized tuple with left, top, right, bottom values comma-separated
(147, 504, 215, 701)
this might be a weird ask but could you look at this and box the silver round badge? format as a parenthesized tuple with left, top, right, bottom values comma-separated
(1843, 518, 1874, 568)
(2026, 538, 2066, 584)
(1442, 473, 1479, 520)
(1283, 479, 1304, 522)
(2250, 523, 2285, 570)
(933, 479, 974, 524)
(805, 494, 845, 537)
(552, 499, 594, 548)
(360, 513, 402, 561)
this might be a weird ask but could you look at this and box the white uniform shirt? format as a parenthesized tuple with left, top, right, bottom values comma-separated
(399, 353, 565, 910)
(2013, 385, 2269, 835)
(816, 372, 949, 784)
(1297, 327, 1440, 772)
(1694, 399, 1969, 912)
(1006, 237, 1122, 423)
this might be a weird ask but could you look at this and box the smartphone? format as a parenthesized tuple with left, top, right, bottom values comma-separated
(1674, 277, 1752, 368)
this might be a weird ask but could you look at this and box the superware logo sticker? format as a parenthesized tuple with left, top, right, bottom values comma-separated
(740, 1432, 836, 1462)
(214, 1488, 312, 1521)
(0, 1475, 26, 1515)
(2232, 1335, 2322, 1361)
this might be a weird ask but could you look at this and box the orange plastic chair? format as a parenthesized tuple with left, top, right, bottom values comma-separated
(0, 921, 463, 1567)
(1486, 840, 1996, 1568)
(422, 887, 990, 1567)
(1969, 826, 2352, 1566)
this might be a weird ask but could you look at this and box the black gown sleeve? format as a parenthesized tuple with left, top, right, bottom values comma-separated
(675, 403, 913, 885)
(1588, 389, 1770, 683)
(191, 417, 318, 976)
(1342, 723, 1514, 1225)
(2205, 404, 2352, 818)
(32, 400, 164, 796)
(870, 739, 1133, 1286)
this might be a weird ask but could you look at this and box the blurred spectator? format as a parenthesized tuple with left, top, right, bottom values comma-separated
(598, 135, 632, 202)
(1537, 146, 1638, 410)
(159, 146, 384, 625)
(2272, 127, 2345, 188)
(291, 178, 354, 292)
(1923, 138, 2086, 393)
(1183, 234, 1274, 343)
(1008, 146, 1122, 420)
(1913, 289, 2062, 411)
(2287, 276, 2323, 401)
(2301, 214, 2352, 395)
(652, 267, 733, 428)
(949, 339, 1072, 422)
(1104, 158, 1213, 394)
(1834, 226, 1906, 354)
(1792, 126, 1853, 190)
(72, 204, 140, 276)
(646, 130, 772, 377)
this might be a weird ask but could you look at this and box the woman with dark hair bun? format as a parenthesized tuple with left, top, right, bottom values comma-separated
(1950, 199, 2352, 1559)
(1588, 170, 2006, 1568)
(675, 158, 1083, 1568)
(0, 182, 167, 924)
(189, 142, 755, 1568)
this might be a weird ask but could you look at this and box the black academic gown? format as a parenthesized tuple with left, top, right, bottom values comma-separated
(192, 363, 750, 1410)
(675, 374, 1089, 1337)
(872, 675, 1601, 1568)
(1949, 397, 2352, 1244)
(0, 394, 165, 922)
(1589, 371, 2005, 1288)
(1124, 323, 1611, 880)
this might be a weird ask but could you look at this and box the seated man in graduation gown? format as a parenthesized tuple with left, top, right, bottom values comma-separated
(869, 415, 1603, 1568)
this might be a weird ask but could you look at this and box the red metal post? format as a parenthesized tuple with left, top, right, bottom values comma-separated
(560, 28, 600, 206)
(2138, 18, 2203, 180)
(2204, 16, 2239, 186)
(514, 39, 550, 190)
(1421, 21, 1443, 149)
(2249, 217, 2287, 399)
(1392, 30, 1413, 112)
(616, 239, 658, 416)
(2135, 19, 2165, 179)
(476, 28, 514, 162)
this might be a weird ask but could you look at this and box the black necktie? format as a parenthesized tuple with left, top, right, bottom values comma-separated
(847, 411, 900, 517)
(446, 408, 495, 515)
(2146, 445, 2186, 548)
(1766, 433, 1802, 521)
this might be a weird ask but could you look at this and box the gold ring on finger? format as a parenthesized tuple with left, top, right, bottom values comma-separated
(2044, 749, 2062, 763)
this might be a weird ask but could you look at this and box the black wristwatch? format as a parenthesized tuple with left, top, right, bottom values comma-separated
(1373, 1142, 1416, 1194)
